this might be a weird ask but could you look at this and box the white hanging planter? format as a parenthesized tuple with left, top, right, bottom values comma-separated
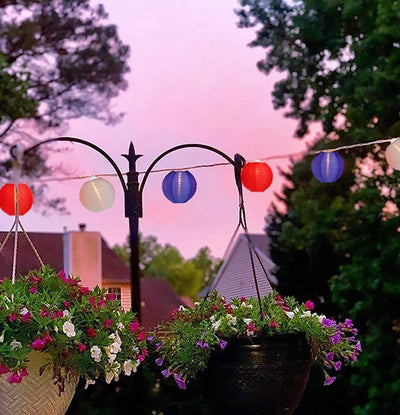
(0, 352, 78, 415)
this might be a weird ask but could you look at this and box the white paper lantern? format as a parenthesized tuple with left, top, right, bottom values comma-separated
(385, 138, 400, 170)
(79, 177, 115, 212)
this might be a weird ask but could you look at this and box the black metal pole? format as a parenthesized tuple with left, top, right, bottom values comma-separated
(122, 143, 143, 321)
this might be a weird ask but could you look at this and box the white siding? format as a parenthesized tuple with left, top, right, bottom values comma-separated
(211, 236, 275, 301)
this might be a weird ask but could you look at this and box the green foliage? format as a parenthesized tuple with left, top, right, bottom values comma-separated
(0, 266, 147, 386)
(236, 1, 400, 413)
(153, 293, 361, 387)
(0, 0, 129, 132)
(237, 0, 400, 141)
(113, 234, 222, 300)
(0, 54, 37, 124)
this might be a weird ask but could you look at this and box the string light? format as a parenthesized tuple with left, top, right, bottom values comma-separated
(12, 136, 398, 185)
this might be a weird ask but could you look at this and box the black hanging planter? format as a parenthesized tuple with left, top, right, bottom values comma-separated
(199, 333, 312, 415)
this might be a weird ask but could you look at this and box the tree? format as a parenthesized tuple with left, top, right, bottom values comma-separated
(113, 234, 222, 300)
(236, 1, 400, 414)
(0, 0, 129, 212)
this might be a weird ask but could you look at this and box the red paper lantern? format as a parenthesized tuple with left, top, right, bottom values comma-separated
(241, 162, 273, 192)
(0, 183, 34, 215)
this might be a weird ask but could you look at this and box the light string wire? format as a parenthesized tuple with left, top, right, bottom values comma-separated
(7, 137, 398, 184)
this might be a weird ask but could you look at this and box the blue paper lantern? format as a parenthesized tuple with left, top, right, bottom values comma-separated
(311, 152, 344, 183)
(162, 171, 197, 203)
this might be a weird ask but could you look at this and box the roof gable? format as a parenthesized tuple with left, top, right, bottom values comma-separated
(207, 233, 277, 300)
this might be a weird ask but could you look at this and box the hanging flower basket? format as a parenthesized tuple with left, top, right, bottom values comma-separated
(200, 333, 311, 415)
(0, 352, 78, 415)
(0, 266, 148, 414)
(151, 292, 362, 412)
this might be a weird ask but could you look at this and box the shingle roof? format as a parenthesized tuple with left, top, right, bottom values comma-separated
(0, 232, 64, 277)
(141, 277, 184, 329)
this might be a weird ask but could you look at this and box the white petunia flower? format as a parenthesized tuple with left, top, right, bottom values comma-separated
(227, 315, 237, 325)
(105, 371, 114, 384)
(84, 379, 96, 389)
(10, 339, 22, 350)
(123, 359, 138, 376)
(285, 311, 295, 319)
(212, 319, 222, 331)
(107, 353, 117, 363)
(62, 321, 76, 337)
(90, 345, 102, 362)
(301, 311, 311, 318)
(110, 341, 121, 354)
(63, 310, 70, 317)
(243, 318, 252, 325)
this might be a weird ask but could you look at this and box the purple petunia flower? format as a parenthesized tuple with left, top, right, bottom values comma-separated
(147, 336, 154, 343)
(326, 352, 334, 361)
(202, 341, 209, 349)
(156, 342, 163, 351)
(173, 373, 186, 390)
(322, 318, 336, 328)
(219, 339, 228, 350)
(334, 361, 342, 371)
(344, 318, 353, 328)
(196, 339, 204, 348)
(155, 357, 164, 366)
(161, 368, 171, 378)
(324, 375, 336, 386)
(354, 341, 362, 352)
(350, 352, 358, 362)
(330, 332, 341, 345)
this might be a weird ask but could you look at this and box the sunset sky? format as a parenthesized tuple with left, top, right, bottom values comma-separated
(12, 0, 312, 259)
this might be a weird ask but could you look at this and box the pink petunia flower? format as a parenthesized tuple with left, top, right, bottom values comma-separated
(78, 343, 87, 353)
(7, 372, 22, 384)
(0, 364, 10, 374)
(87, 327, 97, 338)
(8, 313, 18, 322)
(104, 319, 113, 329)
(20, 309, 32, 323)
(130, 320, 140, 333)
(107, 293, 116, 301)
(30, 337, 46, 350)
(305, 300, 314, 310)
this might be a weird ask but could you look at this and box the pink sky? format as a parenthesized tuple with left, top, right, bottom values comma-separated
(9, 0, 311, 259)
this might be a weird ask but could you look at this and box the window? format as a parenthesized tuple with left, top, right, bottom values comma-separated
(107, 287, 122, 302)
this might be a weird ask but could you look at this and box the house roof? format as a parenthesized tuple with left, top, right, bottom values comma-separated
(203, 233, 277, 300)
(0, 231, 186, 328)
(0, 232, 64, 277)
(141, 277, 184, 329)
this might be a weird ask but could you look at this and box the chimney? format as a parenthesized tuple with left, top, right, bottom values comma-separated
(63, 227, 102, 289)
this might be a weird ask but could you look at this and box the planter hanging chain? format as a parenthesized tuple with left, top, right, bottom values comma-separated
(205, 155, 275, 318)
(0, 145, 44, 283)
